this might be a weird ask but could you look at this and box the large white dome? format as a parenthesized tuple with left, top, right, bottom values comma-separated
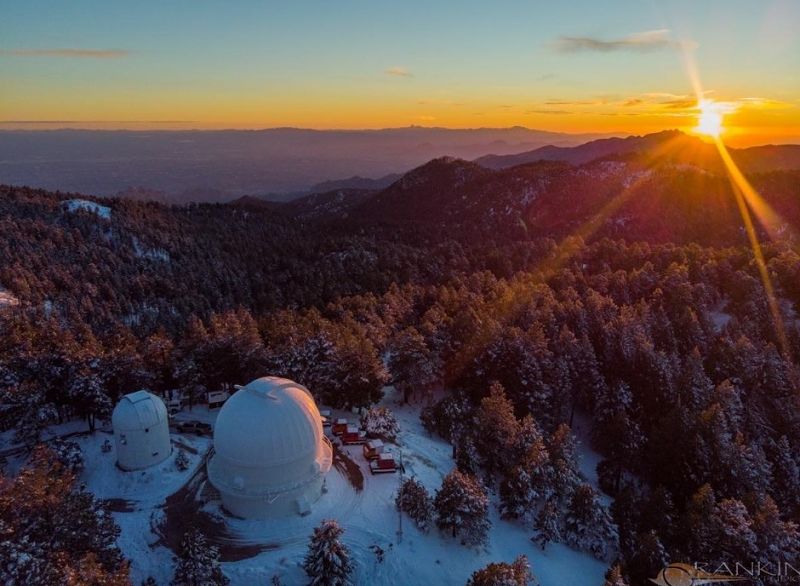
(208, 376, 332, 518)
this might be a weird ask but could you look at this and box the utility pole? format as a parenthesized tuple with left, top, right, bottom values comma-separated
(397, 450, 404, 544)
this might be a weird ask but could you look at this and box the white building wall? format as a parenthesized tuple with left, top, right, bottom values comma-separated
(115, 422, 171, 470)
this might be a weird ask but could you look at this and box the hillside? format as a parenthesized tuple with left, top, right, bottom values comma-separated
(337, 137, 800, 247)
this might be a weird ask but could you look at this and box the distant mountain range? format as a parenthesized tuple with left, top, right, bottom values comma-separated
(475, 130, 800, 173)
(277, 130, 800, 247)
(0, 126, 609, 203)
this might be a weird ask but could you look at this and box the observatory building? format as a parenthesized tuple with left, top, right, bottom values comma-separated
(112, 390, 171, 471)
(207, 376, 333, 518)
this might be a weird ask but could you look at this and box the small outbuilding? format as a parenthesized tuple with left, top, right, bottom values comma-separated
(112, 390, 172, 471)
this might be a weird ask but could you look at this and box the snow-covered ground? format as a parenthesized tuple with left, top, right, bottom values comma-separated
(62, 198, 112, 219)
(27, 389, 607, 585)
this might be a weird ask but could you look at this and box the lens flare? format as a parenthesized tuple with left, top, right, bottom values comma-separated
(695, 100, 727, 137)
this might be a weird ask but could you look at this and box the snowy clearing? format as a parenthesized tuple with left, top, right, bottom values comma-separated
(46, 388, 608, 585)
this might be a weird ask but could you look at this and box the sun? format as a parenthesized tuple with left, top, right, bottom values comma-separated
(695, 100, 726, 137)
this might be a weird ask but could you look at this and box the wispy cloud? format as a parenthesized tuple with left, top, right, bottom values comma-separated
(554, 29, 694, 53)
(385, 66, 412, 77)
(0, 48, 129, 59)
(527, 109, 572, 115)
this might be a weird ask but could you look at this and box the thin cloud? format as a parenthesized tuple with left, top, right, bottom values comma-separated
(527, 109, 572, 115)
(623, 98, 644, 107)
(661, 97, 697, 109)
(0, 48, 129, 58)
(385, 66, 413, 77)
(554, 29, 693, 53)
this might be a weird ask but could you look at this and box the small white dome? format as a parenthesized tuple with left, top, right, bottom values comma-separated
(208, 376, 332, 518)
(112, 390, 171, 471)
(112, 390, 168, 431)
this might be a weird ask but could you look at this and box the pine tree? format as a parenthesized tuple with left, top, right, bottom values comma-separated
(303, 519, 353, 586)
(172, 529, 228, 586)
(361, 406, 400, 441)
(387, 326, 442, 403)
(770, 435, 800, 514)
(67, 360, 112, 433)
(563, 484, 618, 561)
(50, 438, 84, 474)
(499, 415, 551, 520)
(475, 382, 520, 484)
(533, 498, 561, 550)
(434, 470, 491, 547)
(625, 531, 667, 586)
(466, 555, 535, 586)
(547, 424, 580, 505)
(396, 477, 434, 532)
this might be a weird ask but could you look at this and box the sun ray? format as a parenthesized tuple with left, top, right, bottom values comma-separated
(679, 46, 792, 356)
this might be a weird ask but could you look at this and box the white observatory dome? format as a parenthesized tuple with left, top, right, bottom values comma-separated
(112, 390, 171, 471)
(207, 376, 333, 518)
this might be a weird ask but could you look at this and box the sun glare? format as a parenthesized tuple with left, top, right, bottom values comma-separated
(695, 100, 727, 137)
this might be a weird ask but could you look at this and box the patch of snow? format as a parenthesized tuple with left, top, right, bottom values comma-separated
(132, 236, 170, 262)
(622, 169, 653, 188)
(63, 199, 112, 219)
(0, 287, 19, 309)
(709, 301, 732, 333)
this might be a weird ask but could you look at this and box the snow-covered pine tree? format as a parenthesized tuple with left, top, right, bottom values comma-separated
(175, 449, 190, 471)
(50, 437, 84, 474)
(387, 326, 442, 403)
(361, 406, 400, 441)
(434, 470, 490, 547)
(303, 519, 353, 586)
(547, 425, 580, 504)
(602, 564, 629, 586)
(396, 477, 434, 532)
(172, 529, 229, 586)
(532, 498, 561, 550)
(474, 382, 520, 484)
(68, 359, 113, 433)
(563, 484, 618, 561)
(499, 415, 550, 520)
(466, 554, 535, 586)
(625, 531, 667, 585)
(770, 435, 800, 514)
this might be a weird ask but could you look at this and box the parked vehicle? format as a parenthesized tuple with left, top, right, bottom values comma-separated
(363, 439, 384, 460)
(341, 425, 367, 445)
(332, 418, 349, 436)
(369, 452, 397, 474)
(176, 420, 213, 436)
(207, 390, 230, 409)
(167, 399, 182, 416)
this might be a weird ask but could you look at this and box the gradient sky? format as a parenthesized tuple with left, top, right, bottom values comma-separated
(1, 0, 799, 145)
